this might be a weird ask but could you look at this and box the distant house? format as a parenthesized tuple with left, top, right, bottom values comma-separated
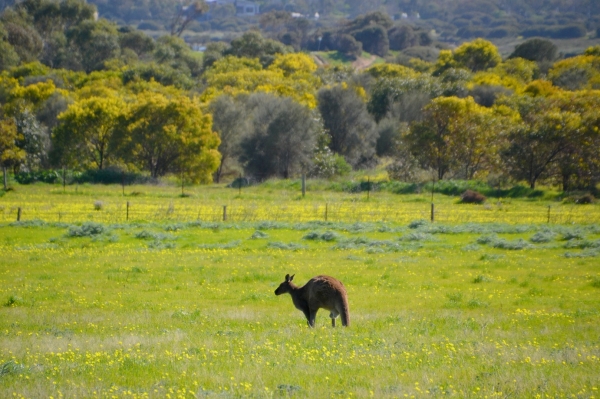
(204, 0, 260, 17)
(235, 0, 259, 16)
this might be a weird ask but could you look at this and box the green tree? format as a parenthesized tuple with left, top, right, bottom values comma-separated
(0, 117, 25, 189)
(318, 85, 377, 167)
(239, 93, 318, 179)
(404, 96, 508, 180)
(66, 19, 121, 72)
(225, 31, 290, 67)
(51, 95, 125, 170)
(509, 38, 558, 63)
(500, 96, 581, 189)
(452, 38, 502, 72)
(209, 95, 248, 183)
(121, 92, 220, 182)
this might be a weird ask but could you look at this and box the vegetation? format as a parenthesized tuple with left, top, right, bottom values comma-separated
(1, 206, 599, 397)
(0, 0, 599, 195)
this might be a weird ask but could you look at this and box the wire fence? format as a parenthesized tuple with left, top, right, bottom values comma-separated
(1, 200, 599, 225)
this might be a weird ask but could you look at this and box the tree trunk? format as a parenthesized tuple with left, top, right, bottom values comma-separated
(2, 165, 7, 190)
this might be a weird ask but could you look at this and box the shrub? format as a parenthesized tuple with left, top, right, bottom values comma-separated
(138, 21, 163, 31)
(460, 190, 486, 204)
(492, 238, 531, 250)
(197, 240, 241, 249)
(399, 232, 437, 241)
(561, 230, 585, 241)
(67, 222, 107, 237)
(302, 231, 341, 241)
(267, 242, 306, 251)
(530, 231, 556, 243)
(564, 249, 599, 258)
(93, 201, 104, 211)
(15, 170, 60, 184)
(251, 231, 269, 239)
(408, 219, 429, 229)
(575, 194, 595, 204)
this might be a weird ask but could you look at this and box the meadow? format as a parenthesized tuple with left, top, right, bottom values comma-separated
(1, 182, 600, 398)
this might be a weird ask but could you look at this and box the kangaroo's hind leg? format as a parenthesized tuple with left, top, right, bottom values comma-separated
(330, 310, 339, 327)
(308, 308, 318, 328)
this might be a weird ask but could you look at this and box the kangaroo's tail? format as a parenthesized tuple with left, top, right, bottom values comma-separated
(340, 294, 350, 327)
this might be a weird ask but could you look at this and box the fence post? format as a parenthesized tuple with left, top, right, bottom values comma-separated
(58, 212, 61, 222)
(126, 201, 130, 221)
(302, 173, 306, 198)
(223, 205, 227, 222)
(430, 203, 435, 222)
(62, 167, 66, 192)
(547, 205, 551, 223)
(325, 203, 328, 221)
(17, 207, 21, 222)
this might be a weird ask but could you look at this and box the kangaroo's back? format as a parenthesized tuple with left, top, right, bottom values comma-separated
(305, 275, 350, 326)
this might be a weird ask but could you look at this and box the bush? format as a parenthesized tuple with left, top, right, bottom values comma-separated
(75, 168, 152, 185)
(68, 222, 107, 237)
(460, 190, 486, 204)
(138, 21, 163, 31)
(251, 231, 269, 239)
(529, 231, 556, 243)
(576, 194, 595, 204)
(267, 242, 306, 251)
(302, 231, 341, 241)
(408, 219, 429, 229)
(15, 170, 60, 184)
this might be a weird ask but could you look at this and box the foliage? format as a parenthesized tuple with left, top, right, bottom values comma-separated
(509, 38, 558, 63)
(318, 84, 377, 167)
(51, 94, 125, 170)
(239, 93, 319, 179)
(67, 221, 107, 237)
(120, 91, 220, 183)
(451, 39, 502, 73)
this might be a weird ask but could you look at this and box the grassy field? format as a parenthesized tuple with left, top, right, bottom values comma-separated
(1, 182, 598, 225)
(1, 183, 599, 398)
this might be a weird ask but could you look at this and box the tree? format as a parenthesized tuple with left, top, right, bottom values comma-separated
(388, 25, 418, 51)
(51, 95, 125, 170)
(120, 92, 220, 182)
(169, 0, 208, 37)
(239, 93, 318, 179)
(452, 39, 502, 72)
(509, 38, 558, 63)
(66, 19, 121, 72)
(500, 96, 581, 189)
(15, 108, 48, 170)
(318, 85, 377, 167)
(209, 95, 248, 183)
(225, 31, 290, 67)
(404, 96, 508, 180)
(353, 25, 389, 57)
(0, 117, 25, 189)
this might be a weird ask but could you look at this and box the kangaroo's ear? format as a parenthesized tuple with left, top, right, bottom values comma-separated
(285, 274, 290, 281)
(290, 274, 295, 281)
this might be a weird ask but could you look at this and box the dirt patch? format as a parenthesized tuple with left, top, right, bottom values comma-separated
(351, 55, 377, 71)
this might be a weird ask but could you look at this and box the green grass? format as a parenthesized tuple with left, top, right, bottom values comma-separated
(1, 216, 599, 398)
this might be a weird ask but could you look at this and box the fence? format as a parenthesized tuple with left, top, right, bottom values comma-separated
(1, 200, 598, 225)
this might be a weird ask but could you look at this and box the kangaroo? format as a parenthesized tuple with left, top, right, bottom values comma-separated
(275, 274, 350, 327)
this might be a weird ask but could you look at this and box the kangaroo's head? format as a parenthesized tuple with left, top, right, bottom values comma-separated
(274, 274, 295, 295)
